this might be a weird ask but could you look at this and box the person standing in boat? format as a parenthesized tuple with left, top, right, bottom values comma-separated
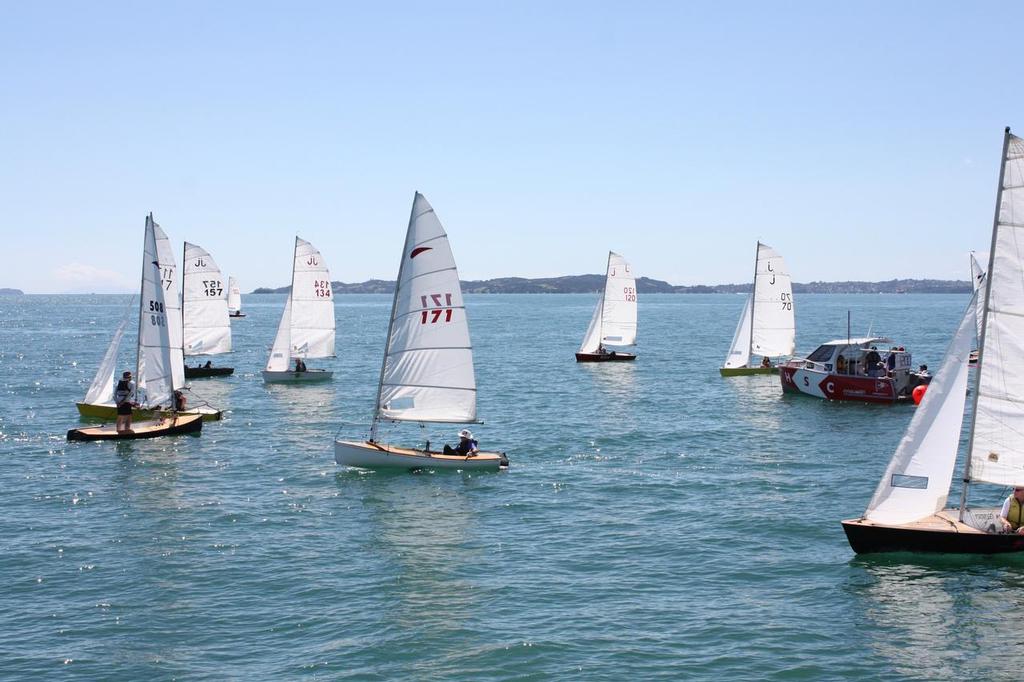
(443, 429, 479, 457)
(998, 487, 1024, 534)
(114, 370, 136, 433)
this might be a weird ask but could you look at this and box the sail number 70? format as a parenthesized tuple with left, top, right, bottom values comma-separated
(780, 292, 792, 310)
(421, 293, 453, 324)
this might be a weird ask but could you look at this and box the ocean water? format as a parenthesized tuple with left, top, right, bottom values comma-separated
(2, 292, 1022, 680)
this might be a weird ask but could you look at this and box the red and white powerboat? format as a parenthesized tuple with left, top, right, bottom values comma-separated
(779, 336, 930, 403)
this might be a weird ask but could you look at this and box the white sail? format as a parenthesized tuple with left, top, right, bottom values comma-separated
(152, 221, 185, 389)
(578, 296, 603, 354)
(750, 242, 795, 358)
(864, 294, 977, 524)
(970, 252, 986, 341)
(138, 214, 175, 408)
(723, 295, 753, 369)
(377, 192, 476, 423)
(599, 252, 637, 347)
(265, 295, 293, 372)
(182, 242, 231, 355)
(227, 276, 242, 315)
(290, 237, 335, 359)
(969, 133, 1024, 486)
(83, 318, 129, 405)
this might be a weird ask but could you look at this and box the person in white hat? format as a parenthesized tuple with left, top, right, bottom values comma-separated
(443, 429, 479, 457)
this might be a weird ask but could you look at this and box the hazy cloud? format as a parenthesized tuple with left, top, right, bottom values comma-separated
(53, 263, 134, 293)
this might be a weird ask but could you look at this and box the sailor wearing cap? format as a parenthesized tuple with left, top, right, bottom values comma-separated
(443, 429, 479, 457)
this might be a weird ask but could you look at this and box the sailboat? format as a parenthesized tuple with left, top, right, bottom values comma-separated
(575, 252, 638, 362)
(334, 192, 508, 471)
(968, 252, 986, 365)
(720, 242, 795, 376)
(76, 215, 222, 422)
(182, 243, 234, 378)
(227, 276, 245, 318)
(69, 215, 204, 441)
(842, 128, 1024, 554)
(262, 237, 335, 383)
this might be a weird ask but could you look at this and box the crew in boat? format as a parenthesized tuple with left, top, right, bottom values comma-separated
(864, 347, 881, 375)
(294, 358, 306, 373)
(836, 355, 847, 374)
(204, 360, 212, 369)
(998, 486, 1024, 534)
(172, 389, 187, 412)
(760, 356, 771, 369)
(443, 429, 479, 457)
(114, 370, 136, 433)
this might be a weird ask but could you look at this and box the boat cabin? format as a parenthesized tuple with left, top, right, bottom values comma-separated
(801, 337, 912, 378)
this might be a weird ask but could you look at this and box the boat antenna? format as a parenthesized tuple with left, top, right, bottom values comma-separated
(847, 310, 851, 344)
(959, 126, 1012, 521)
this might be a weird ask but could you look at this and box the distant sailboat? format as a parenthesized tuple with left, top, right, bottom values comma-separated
(334, 192, 508, 470)
(227, 276, 245, 318)
(70, 215, 204, 440)
(575, 251, 638, 362)
(842, 128, 1024, 554)
(720, 242, 795, 376)
(76, 215, 222, 422)
(182, 243, 234, 378)
(262, 237, 335, 383)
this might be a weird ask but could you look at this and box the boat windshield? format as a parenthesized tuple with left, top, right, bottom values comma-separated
(807, 344, 836, 363)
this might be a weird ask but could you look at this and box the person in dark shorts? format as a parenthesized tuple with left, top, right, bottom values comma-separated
(114, 370, 136, 433)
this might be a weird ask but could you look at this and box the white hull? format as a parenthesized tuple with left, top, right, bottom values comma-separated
(262, 369, 333, 383)
(334, 440, 506, 471)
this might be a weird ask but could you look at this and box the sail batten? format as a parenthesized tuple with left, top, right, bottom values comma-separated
(375, 193, 476, 424)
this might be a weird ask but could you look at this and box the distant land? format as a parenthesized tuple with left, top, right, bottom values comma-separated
(0, 288, 24, 295)
(252, 276, 972, 295)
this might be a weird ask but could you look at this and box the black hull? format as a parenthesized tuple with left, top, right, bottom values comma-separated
(575, 352, 636, 363)
(842, 520, 1024, 555)
(229, 312, 246, 318)
(184, 366, 234, 378)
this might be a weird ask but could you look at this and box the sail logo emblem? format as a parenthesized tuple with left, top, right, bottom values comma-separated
(307, 256, 319, 266)
(194, 258, 206, 267)
(410, 247, 433, 259)
(420, 293, 453, 324)
(768, 260, 776, 285)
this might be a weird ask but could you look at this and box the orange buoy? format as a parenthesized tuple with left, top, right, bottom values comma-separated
(912, 384, 927, 405)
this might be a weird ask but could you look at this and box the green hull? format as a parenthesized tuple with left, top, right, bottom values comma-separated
(719, 366, 779, 377)
(76, 402, 222, 422)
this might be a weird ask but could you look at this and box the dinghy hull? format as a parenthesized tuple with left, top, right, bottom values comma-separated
(335, 440, 508, 471)
(719, 366, 778, 376)
(76, 402, 222, 422)
(67, 413, 203, 441)
(575, 352, 636, 363)
(262, 369, 333, 383)
(229, 312, 246, 318)
(842, 514, 1024, 555)
(184, 366, 234, 378)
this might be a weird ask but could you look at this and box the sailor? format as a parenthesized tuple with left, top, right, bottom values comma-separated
(760, 356, 771, 368)
(204, 360, 212, 368)
(172, 390, 187, 412)
(295, 358, 306, 373)
(114, 370, 136, 433)
(998, 486, 1024, 534)
(443, 429, 479, 457)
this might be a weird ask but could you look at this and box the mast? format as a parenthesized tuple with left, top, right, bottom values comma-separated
(135, 214, 149, 401)
(370, 195, 418, 442)
(599, 250, 611, 347)
(289, 236, 299, 360)
(181, 241, 187, 357)
(748, 242, 759, 366)
(959, 126, 1011, 520)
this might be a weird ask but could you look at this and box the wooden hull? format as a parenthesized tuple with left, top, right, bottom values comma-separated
(262, 369, 333, 383)
(76, 402, 222, 422)
(67, 414, 203, 441)
(184, 366, 234, 378)
(575, 352, 636, 363)
(719, 366, 778, 377)
(842, 513, 1024, 555)
(335, 440, 508, 471)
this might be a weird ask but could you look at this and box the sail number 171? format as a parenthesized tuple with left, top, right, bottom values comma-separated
(421, 293, 453, 324)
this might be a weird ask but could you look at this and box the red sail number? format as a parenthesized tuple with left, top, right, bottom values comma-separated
(420, 293, 454, 324)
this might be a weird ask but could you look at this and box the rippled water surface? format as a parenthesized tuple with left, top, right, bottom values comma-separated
(2, 292, 1023, 680)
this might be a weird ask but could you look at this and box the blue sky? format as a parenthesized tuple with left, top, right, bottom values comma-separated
(0, 2, 1018, 292)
